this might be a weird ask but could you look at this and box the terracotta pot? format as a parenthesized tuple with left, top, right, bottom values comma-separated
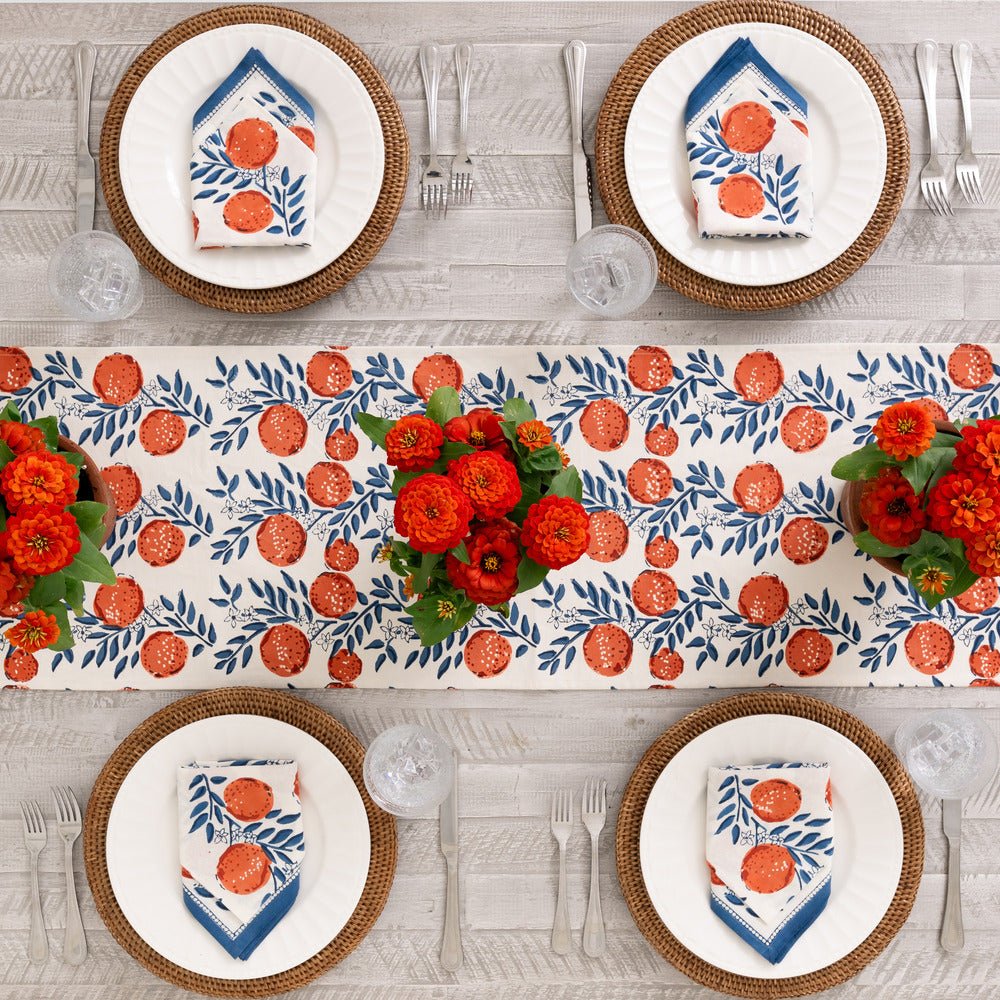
(840, 419, 958, 578)
(58, 435, 115, 547)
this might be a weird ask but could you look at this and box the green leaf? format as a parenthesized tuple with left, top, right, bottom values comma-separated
(524, 445, 564, 473)
(356, 412, 395, 449)
(68, 500, 108, 546)
(516, 556, 549, 593)
(64, 575, 85, 613)
(411, 551, 441, 597)
(546, 466, 583, 501)
(853, 530, 908, 558)
(408, 591, 477, 646)
(25, 571, 66, 610)
(66, 531, 116, 585)
(502, 396, 536, 426)
(450, 540, 470, 564)
(509, 480, 542, 526)
(830, 443, 895, 481)
(45, 603, 75, 652)
(907, 529, 956, 561)
(27, 416, 59, 451)
(425, 387, 462, 425)
(900, 443, 956, 495)
(392, 469, 424, 493)
(0, 401, 21, 422)
(0, 440, 14, 469)
(439, 441, 475, 463)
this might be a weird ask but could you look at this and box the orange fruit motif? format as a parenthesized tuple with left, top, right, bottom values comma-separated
(225, 118, 278, 169)
(306, 461, 353, 507)
(741, 843, 795, 894)
(309, 572, 357, 618)
(586, 510, 629, 562)
(325, 428, 359, 461)
(260, 623, 310, 676)
(708, 862, 726, 886)
(627, 346, 674, 392)
(139, 409, 187, 455)
(646, 535, 679, 568)
(93, 353, 143, 405)
(579, 399, 630, 451)
(217, 842, 270, 895)
(223, 191, 274, 234)
(826, 780, 832, 808)
(258, 404, 308, 456)
(792, 120, 808, 137)
(583, 623, 633, 676)
(917, 397, 949, 421)
(750, 779, 802, 822)
(632, 570, 678, 616)
(948, 343, 993, 389)
(192, 213, 199, 241)
(904, 621, 954, 674)
(101, 465, 142, 515)
(306, 351, 353, 397)
(780, 517, 828, 565)
(256, 514, 306, 566)
(785, 628, 833, 676)
(463, 630, 512, 678)
(223, 777, 274, 821)
(734, 351, 784, 403)
(780, 406, 828, 453)
(627, 459, 673, 504)
(650, 648, 683, 681)
(140, 631, 188, 677)
(733, 462, 784, 514)
(137, 519, 185, 567)
(324, 538, 359, 571)
(954, 577, 998, 614)
(970, 647, 1000, 678)
(0, 347, 32, 391)
(738, 574, 789, 626)
(721, 101, 775, 153)
(328, 648, 363, 684)
(4, 648, 37, 682)
(413, 354, 463, 401)
(93, 577, 144, 627)
(972, 678, 1000, 687)
(718, 175, 764, 218)
(645, 424, 678, 457)
(289, 125, 315, 151)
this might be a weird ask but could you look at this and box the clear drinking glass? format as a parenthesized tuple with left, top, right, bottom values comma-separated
(566, 224, 657, 318)
(47, 231, 144, 322)
(363, 724, 455, 817)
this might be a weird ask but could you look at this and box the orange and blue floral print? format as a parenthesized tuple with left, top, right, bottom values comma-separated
(685, 38, 813, 239)
(177, 758, 303, 960)
(191, 48, 316, 248)
(706, 763, 832, 963)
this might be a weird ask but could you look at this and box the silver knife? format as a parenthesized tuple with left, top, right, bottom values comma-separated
(439, 751, 462, 971)
(75, 42, 97, 234)
(563, 40, 593, 241)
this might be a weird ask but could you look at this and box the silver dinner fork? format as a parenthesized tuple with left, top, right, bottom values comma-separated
(52, 787, 87, 965)
(419, 42, 449, 219)
(581, 778, 607, 957)
(452, 43, 475, 205)
(953, 41, 985, 205)
(550, 789, 573, 955)
(915, 40, 952, 216)
(20, 801, 48, 963)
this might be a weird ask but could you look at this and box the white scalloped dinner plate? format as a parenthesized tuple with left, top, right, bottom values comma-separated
(639, 715, 903, 978)
(625, 23, 886, 285)
(106, 714, 370, 980)
(119, 23, 385, 289)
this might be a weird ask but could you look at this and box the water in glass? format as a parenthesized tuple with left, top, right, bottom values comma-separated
(48, 231, 143, 322)
(363, 724, 455, 817)
(566, 224, 657, 318)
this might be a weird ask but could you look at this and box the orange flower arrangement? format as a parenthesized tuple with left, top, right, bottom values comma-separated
(1, 451, 79, 510)
(360, 389, 588, 644)
(872, 401, 936, 462)
(5, 609, 59, 653)
(0, 420, 44, 456)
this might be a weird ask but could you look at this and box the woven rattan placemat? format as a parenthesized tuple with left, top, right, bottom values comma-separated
(99, 4, 408, 313)
(595, 0, 909, 311)
(616, 691, 923, 998)
(83, 688, 397, 997)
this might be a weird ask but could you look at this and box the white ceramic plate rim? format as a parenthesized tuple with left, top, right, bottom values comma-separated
(624, 23, 887, 285)
(639, 714, 904, 978)
(119, 23, 385, 289)
(106, 713, 371, 980)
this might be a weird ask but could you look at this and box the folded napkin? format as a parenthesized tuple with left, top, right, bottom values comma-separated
(190, 48, 317, 249)
(178, 759, 304, 959)
(706, 763, 832, 963)
(685, 38, 813, 239)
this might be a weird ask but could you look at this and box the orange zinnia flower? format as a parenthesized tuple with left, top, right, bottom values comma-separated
(5, 609, 59, 652)
(384, 414, 443, 472)
(872, 401, 936, 461)
(0, 420, 44, 456)
(3, 505, 81, 576)
(1, 451, 79, 512)
(927, 472, 1000, 540)
(516, 420, 554, 452)
(520, 495, 590, 569)
(393, 474, 473, 554)
(447, 451, 521, 519)
(916, 565, 952, 596)
(954, 418, 1000, 480)
(555, 443, 571, 468)
(967, 531, 1000, 577)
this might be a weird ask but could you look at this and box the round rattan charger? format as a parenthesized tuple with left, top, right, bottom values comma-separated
(83, 688, 397, 997)
(616, 691, 924, 998)
(99, 4, 408, 313)
(595, 0, 909, 311)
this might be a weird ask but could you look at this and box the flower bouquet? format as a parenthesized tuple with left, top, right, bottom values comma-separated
(357, 389, 589, 645)
(833, 400, 1000, 607)
(0, 402, 116, 653)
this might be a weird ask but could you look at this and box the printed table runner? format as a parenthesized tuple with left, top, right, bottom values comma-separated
(1, 343, 998, 691)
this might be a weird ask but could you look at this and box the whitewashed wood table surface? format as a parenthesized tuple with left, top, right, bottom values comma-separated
(2, 2, 1000, 998)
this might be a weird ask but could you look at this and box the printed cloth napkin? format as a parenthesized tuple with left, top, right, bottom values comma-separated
(178, 759, 304, 959)
(685, 38, 813, 239)
(190, 48, 317, 249)
(706, 763, 832, 964)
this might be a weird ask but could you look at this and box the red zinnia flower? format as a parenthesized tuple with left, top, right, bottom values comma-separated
(1, 451, 79, 511)
(516, 420, 554, 452)
(5, 609, 59, 652)
(384, 414, 444, 472)
(873, 401, 936, 462)
(967, 531, 1000, 577)
(444, 407, 511, 458)
(858, 468, 925, 547)
(520, 495, 590, 569)
(447, 451, 522, 520)
(954, 418, 1000, 480)
(445, 519, 521, 605)
(0, 420, 44, 456)
(393, 474, 473, 554)
(3, 505, 81, 576)
(927, 472, 1000, 539)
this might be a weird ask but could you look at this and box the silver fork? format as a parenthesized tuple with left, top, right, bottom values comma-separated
(20, 801, 48, 963)
(953, 41, 985, 205)
(452, 43, 475, 206)
(581, 778, 607, 957)
(549, 789, 573, 955)
(915, 40, 953, 216)
(52, 787, 86, 965)
(419, 42, 449, 219)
